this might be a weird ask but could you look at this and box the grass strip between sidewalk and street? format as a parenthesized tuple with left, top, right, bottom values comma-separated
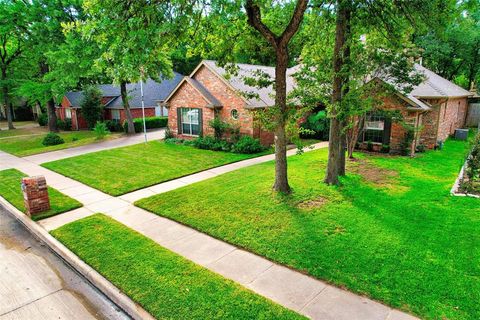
(51, 214, 304, 320)
(0, 168, 82, 221)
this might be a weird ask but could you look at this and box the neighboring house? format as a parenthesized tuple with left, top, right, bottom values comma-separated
(58, 73, 183, 130)
(362, 64, 473, 153)
(164, 60, 299, 145)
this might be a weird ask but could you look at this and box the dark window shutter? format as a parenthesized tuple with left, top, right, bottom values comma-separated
(383, 117, 392, 145)
(198, 108, 203, 136)
(177, 108, 182, 134)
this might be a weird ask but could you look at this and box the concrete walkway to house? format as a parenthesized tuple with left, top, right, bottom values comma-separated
(0, 141, 418, 320)
(21, 129, 165, 164)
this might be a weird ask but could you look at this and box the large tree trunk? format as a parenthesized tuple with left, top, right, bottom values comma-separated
(46, 98, 58, 132)
(272, 47, 291, 193)
(245, 0, 308, 193)
(468, 42, 479, 90)
(325, 0, 351, 185)
(1, 69, 14, 130)
(120, 81, 135, 134)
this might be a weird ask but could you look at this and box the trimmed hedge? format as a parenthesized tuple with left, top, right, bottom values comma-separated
(123, 116, 168, 133)
(166, 135, 265, 154)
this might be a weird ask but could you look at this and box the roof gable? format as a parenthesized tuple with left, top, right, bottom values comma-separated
(164, 77, 222, 108)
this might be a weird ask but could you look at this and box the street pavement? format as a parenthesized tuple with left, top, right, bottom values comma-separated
(0, 205, 130, 320)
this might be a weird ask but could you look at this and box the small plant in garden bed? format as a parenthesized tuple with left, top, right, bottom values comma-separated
(171, 135, 266, 154)
(93, 121, 110, 139)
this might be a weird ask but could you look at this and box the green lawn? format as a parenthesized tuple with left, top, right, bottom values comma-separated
(0, 129, 121, 157)
(43, 141, 264, 196)
(51, 214, 303, 320)
(136, 137, 480, 320)
(0, 169, 82, 221)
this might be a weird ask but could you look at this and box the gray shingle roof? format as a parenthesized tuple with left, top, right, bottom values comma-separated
(64, 72, 183, 109)
(411, 64, 472, 98)
(202, 60, 298, 108)
(376, 64, 472, 111)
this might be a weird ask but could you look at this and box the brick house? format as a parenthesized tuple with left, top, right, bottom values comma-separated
(164, 60, 298, 145)
(58, 73, 183, 130)
(361, 64, 472, 153)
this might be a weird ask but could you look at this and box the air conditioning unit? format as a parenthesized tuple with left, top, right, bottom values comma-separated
(454, 128, 469, 141)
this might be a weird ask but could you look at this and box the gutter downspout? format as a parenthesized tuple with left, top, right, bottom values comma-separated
(74, 108, 79, 131)
(435, 98, 449, 145)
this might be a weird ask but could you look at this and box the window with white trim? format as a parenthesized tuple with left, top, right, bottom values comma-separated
(363, 114, 385, 143)
(181, 108, 200, 135)
(65, 108, 72, 119)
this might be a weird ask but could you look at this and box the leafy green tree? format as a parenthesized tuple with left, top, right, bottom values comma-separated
(80, 85, 103, 129)
(0, 1, 29, 130)
(416, 0, 480, 89)
(298, 0, 447, 185)
(15, 0, 88, 132)
(244, 0, 309, 193)
(80, 0, 196, 134)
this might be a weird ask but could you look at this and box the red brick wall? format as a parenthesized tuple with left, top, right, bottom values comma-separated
(422, 97, 469, 146)
(168, 80, 215, 138)
(193, 66, 254, 136)
(372, 95, 419, 153)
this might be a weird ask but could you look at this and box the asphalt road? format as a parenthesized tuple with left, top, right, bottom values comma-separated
(0, 205, 130, 320)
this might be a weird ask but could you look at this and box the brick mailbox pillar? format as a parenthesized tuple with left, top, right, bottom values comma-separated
(21, 176, 50, 217)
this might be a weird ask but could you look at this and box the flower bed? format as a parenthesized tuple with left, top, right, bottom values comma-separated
(460, 132, 480, 196)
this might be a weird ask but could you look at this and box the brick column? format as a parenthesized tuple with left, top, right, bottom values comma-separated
(21, 176, 50, 217)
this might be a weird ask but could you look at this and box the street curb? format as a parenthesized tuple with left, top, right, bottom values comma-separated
(0, 197, 155, 320)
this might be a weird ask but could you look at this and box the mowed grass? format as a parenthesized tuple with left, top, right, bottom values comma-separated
(51, 214, 304, 320)
(136, 137, 480, 320)
(0, 129, 121, 157)
(43, 141, 263, 196)
(0, 169, 81, 221)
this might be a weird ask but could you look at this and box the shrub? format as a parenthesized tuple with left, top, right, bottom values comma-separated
(300, 110, 330, 140)
(416, 144, 426, 153)
(209, 117, 230, 140)
(193, 136, 232, 152)
(366, 141, 374, 152)
(380, 144, 390, 153)
(164, 126, 174, 139)
(232, 136, 264, 154)
(38, 113, 48, 126)
(56, 119, 72, 131)
(165, 138, 185, 144)
(42, 132, 64, 146)
(71, 136, 79, 142)
(105, 120, 123, 132)
(123, 116, 168, 133)
(81, 85, 104, 129)
(93, 121, 110, 139)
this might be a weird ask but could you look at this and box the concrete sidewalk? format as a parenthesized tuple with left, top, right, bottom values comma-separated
(21, 129, 165, 165)
(1, 141, 418, 320)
